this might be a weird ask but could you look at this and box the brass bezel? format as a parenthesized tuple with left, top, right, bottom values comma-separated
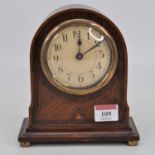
(41, 19, 118, 95)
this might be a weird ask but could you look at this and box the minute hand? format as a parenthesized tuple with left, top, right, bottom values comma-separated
(82, 41, 102, 56)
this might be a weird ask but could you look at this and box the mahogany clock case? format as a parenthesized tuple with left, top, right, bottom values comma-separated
(18, 6, 140, 146)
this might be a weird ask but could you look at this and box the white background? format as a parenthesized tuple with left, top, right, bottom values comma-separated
(0, 0, 155, 154)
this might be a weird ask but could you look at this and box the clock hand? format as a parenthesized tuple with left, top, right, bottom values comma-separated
(77, 38, 82, 53)
(82, 41, 102, 56)
(76, 34, 84, 60)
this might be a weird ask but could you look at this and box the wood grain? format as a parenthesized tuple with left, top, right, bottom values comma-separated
(18, 6, 139, 145)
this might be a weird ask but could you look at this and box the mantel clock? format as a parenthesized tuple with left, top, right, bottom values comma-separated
(18, 5, 140, 146)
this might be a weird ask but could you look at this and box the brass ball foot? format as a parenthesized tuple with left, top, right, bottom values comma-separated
(128, 140, 138, 146)
(20, 141, 31, 147)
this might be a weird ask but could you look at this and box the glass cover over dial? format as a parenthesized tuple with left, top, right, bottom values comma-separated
(41, 19, 118, 95)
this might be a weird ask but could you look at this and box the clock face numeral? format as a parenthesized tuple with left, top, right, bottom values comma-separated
(53, 55, 59, 62)
(95, 40, 101, 47)
(99, 50, 104, 58)
(54, 44, 62, 51)
(97, 62, 102, 70)
(58, 66, 63, 73)
(87, 32, 90, 40)
(66, 73, 71, 81)
(73, 30, 80, 38)
(62, 34, 68, 42)
(78, 75, 84, 82)
(89, 70, 95, 79)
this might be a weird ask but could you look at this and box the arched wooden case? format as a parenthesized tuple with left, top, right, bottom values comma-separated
(18, 6, 139, 146)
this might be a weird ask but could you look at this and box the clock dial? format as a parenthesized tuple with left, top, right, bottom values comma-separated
(41, 19, 118, 95)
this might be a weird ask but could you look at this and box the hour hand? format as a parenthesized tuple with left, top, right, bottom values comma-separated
(76, 35, 83, 60)
(77, 33, 82, 53)
(77, 38, 82, 46)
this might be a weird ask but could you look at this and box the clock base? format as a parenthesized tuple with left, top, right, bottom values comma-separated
(18, 117, 139, 146)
